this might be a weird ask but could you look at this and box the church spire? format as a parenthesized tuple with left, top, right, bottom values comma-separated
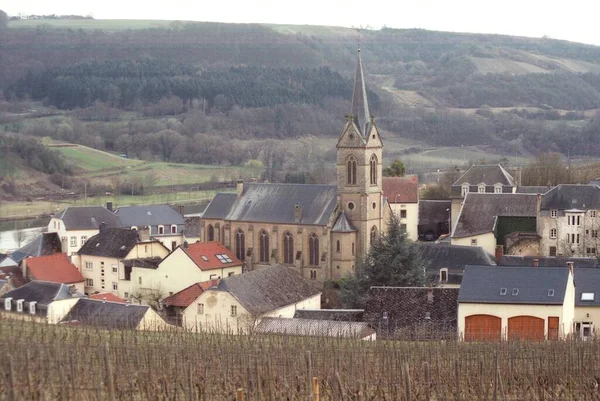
(351, 48, 371, 137)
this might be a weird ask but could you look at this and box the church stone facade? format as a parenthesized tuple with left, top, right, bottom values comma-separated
(200, 50, 391, 283)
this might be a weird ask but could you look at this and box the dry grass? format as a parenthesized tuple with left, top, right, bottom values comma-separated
(0, 317, 599, 400)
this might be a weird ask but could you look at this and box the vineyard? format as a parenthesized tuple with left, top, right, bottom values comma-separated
(0, 318, 599, 400)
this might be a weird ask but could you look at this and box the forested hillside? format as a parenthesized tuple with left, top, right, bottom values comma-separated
(2, 20, 600, 156)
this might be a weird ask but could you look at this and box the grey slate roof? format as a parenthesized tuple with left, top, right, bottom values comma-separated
(122, 257, 162, 269)
(293, 309, 364, 322)
(54, 206, 121, 230)
(516, 186, 553, 194)
(540, 184, 600, 210)
(78, 228, 139, 258)
(458, 266, 569, 304)
(202, 183, 338, 226)
(0, 281, 75, 316)
(452, 165, 514, 187)
(419, 243, 496, 284)
(183, 216, 201, 238)
(61, 298, 149, 329)
(452, 193, 538, 238)
(16, 232, 62, 258)
(332, 212, 357, 232)
(115, 205, 185, 227)
(499, 256, 599, 268)
(574, 268, 600, 307)
(255, 317, 374, 339)
(215, 265, 321, 315)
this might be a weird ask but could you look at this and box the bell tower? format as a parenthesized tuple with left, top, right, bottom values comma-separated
(336, 48, 384, 256)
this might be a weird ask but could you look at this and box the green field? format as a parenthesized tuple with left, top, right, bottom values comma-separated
(56, 146, 142, 171)
(8, 18, 176, 31)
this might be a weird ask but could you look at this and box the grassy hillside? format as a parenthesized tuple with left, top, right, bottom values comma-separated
(54, 145, 142, 171)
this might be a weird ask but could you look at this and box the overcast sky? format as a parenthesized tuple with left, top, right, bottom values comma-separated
(2, 0, 599, 46)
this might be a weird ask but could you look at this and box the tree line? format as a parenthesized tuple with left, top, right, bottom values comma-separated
(0, 134, 72, 177)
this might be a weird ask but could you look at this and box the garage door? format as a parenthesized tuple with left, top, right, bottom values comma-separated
(508, 316, 544, 341)
(464, 314, 502, 341)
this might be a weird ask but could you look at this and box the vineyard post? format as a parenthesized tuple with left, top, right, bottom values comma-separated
(403, 362, 411, 401)
(312, 377, 320, 401)
(26, 349, 33, 397)
(187, 363, 194, 401)
(423, 362, 430, 401)
(8, 356, 16, 401)
(104, 344, 116, 401)
(236, 388, 245, 401)
(493, 351, 498, 401)
(455, 359, 460, 401)
(307, 351, 313, 399)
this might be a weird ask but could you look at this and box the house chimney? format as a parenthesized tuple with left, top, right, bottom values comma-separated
(99, 222, 107, 233)
(532, 258, 539, 268)
(178, 205, 184, 216)
(102, 297, 106, 303)
(495, 245, 504, 262)
(139, 226, 150, 242)
(183, 241, 188, 249)
(567, 261, 574, 275)
(236, 179, 244, 197)
(294, 204, 302, 223)
(106, 201, 113, 212)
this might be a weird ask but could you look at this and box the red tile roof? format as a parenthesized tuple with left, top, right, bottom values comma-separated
(182, 241, 242, 271)
(89, 293, 126, 303)
(162, 280, 220, 307)
(383, 176, 419, 203)
(26, 254, 84, 284)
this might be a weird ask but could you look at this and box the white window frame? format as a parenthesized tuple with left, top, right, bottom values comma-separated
(81, 236, 87, 245)
(461, 184, 469, 196)
(70, 236, 77, 247)
(197, 303, 204, 315)
(112, 282, 118, 291)
(85, 278, 93, 287)
(440, 268, 448, 283)
(4, 298, 12, 310)
(16, 299, 24, 313)
(550, 209, 558, 218)
(471, 239, 478, 246)
(29, 301, 36, 314)
(478, 184, 485, 193)
(171, 225, 177, 234)
(494, 184, 502, 194)
(158, 225, 165, 235)
(112, 264, 118, 273)
(230, 305, 237, 317)
(85, 261, 93, 270)
(550, 228, 557, 239)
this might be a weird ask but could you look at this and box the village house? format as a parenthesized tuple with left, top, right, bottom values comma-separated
(161, 280, 220, 325)
(418, 243, 496, 287)
(572, 268, 600, 340)
(254, 317, 376, 340)
(382, 175, 419, 241)
(22, 254, 85, 293)
(363, 286, 459, 339)
(0, 281, 81, 323)
(0, 253, 18, 268)
(10, 232, 63, 264)
(61, 298, 170, 330)
(458, 265, 575, 341)
(537, 184, 600, 258)
(47, 205, 121, 255)
(115, 204, 185, 251)
(128, 241, 243, 302)
(450, 165, 516, 231)
(451, 193, 538, 256)
(74, 227, 169, 299)
(200, 50, 391, 283)
(174, 265, 321, 333)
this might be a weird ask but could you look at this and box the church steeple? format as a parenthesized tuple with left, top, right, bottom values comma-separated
(351, 49, 371, 137)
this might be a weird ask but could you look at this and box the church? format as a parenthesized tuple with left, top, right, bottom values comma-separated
(200, 49, 392, 282)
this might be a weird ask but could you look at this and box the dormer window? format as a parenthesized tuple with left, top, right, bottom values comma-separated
(158, 225, 165, 235)
(550, 209, 558, 218)
(16, 299, 23, 312)
(478, 184, 485, 193)
(440, 268, 448, 283)
(548, 289, 555, 297)
(512, 288, 519, 296)
(500, 288, 507, 295)
(461, 184, 469, 196)
(494, 184, 502, 194)
(171, 225, 177, 234)
(29, 301, 36, 314)
(4, 298, 12, 310)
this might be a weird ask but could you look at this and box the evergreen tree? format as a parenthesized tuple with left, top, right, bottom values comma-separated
(383, 159, 406, 177)
(340, 213, 429, 308)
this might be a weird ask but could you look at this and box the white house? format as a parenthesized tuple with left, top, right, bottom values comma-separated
(383, 176, 419, 241)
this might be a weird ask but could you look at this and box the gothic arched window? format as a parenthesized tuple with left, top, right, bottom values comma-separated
(283, 232, 294, 264)
(370, 225, 378, 245)
(235, 229, 245, 261)
(309, 233, 320, 266)
(336, 240, 341, 252)
(370, 154, 378, 185)
(207, 224, 214, 241)
(347, 155, 357, 185)
(259, 230, 269, 263)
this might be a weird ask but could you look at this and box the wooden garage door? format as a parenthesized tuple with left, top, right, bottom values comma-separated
(508, 316, 545, 341)
(465, 314, 502, 341)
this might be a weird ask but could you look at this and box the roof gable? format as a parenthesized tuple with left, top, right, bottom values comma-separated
(383, 176, 418, 203)
(215, 266, 321, 314)
(163, 280, 220, 307)
(115, 204, 185, 226)
(458, 266, 569, 304)
(26, 254, 85, 284)
(55, 206, 121, 230)
(332, 212, 357, 233)
(202, 183, 337, 226)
